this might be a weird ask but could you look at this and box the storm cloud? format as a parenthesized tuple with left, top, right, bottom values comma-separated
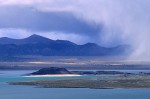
(0, 6, 100, 35)
(0, 0, 150, 60)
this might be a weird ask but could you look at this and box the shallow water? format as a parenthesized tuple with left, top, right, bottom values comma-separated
(1, 70, 150, 99)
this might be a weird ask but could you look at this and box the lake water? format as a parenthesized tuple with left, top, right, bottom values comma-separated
(1, 70, 150, 99)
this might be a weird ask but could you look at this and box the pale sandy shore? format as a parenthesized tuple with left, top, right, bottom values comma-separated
(24, 74, 81, 77)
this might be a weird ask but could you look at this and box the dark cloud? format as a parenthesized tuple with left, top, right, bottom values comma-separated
(0, 6, 101, 36)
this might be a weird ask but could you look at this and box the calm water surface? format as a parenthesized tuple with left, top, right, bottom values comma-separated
(0, 70, 150, 99)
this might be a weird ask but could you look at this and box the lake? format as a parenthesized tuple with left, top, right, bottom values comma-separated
(1, 70, 150, 99)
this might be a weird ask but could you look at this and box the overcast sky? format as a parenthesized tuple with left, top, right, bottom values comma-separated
(0, 0, 150, 59)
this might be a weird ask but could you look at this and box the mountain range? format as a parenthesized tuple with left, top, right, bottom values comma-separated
(0, 34, 131, 56)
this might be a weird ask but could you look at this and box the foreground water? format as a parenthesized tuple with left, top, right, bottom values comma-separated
(1, 70, 150, 99)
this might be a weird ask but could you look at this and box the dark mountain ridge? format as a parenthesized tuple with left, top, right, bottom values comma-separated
(0, 34, 132, 56)
(0, 34, 54, 45)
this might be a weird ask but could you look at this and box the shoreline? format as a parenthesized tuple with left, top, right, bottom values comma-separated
(24, 74, 81, 77)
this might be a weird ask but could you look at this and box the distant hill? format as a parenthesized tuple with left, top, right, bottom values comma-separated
(0, 34, 132, 56)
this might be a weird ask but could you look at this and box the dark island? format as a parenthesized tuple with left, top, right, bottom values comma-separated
(29, 67, 72, 75)
(26, 67, 131, 76)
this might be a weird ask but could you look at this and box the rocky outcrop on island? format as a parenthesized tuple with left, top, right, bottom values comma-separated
(29, 67, 72, 75)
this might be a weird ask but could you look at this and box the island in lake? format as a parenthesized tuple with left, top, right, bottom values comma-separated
(10, 67, 150, 89)
(25, 67, 131, 76)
